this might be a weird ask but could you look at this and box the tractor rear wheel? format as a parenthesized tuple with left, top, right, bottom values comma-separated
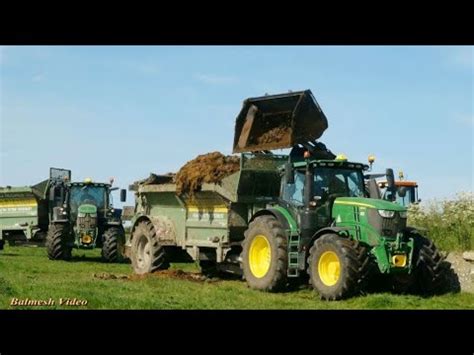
(45, 223, 72, 261)
(101, 227, 125, 263)
(241, 215, 288, 292)
(131, 220, 169, 274)
(308, 234, 370, 300)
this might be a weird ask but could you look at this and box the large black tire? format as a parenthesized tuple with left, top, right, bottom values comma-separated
(411, 234, 450, 295)
(240, 215, 288, 292)
(101, 227, 125, 263)
(130, 220, 169, 274)
(45, 224, 72, 261)
(308, 234, 371, 300)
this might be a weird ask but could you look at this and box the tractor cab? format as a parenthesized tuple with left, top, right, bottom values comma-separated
(378, 180, 419, 207)
(69, 180, 109, 220)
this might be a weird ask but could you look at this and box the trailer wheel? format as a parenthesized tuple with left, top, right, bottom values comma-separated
(45, 223, 72, 261)
(101, 227, 125, 263)
(131, 220, 169, 274)
(308, 234, 369, 300)
(241, 215, 288, 292)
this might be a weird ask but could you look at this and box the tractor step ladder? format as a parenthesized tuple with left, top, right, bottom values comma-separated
(288, 233, 300, 277)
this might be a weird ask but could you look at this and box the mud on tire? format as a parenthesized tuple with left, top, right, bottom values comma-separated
(131, 220, 170, 274)
(240, 215, 288, 292)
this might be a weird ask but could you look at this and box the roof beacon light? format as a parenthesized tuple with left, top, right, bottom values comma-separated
(84, 178, 93, 184)
(335, 154, 348, 161)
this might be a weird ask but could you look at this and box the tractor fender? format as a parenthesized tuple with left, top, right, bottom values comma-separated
(309, 227, 350, 248)
(249, 208, 298, 237)
(304, 227, 351, 264)
(311, 227, 350, 241)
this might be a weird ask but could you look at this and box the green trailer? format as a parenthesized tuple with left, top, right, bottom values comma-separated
(0, 182, 49, 248)
(128, 90, 449, 299)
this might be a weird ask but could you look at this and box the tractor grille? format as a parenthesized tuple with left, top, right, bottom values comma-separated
(381, 214, 407, 237)
(77, 215, 97, 229)
(368, 209, 407, 238)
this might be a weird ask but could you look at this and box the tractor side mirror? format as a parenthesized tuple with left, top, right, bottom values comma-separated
(386, 168, 396, 201)
(285, 162, 295, 184)
(120, 189, 127, 202)
(398, 186, 407, 198)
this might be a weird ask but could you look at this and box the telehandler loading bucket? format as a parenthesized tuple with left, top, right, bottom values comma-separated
(232, 90, 328, 153)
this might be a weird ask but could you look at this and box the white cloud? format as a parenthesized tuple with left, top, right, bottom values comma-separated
(195, 73, 238, 85)
(32, 73, 45, 82)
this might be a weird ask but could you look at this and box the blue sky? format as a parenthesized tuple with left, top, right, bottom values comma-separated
(0, 46, 472, 206)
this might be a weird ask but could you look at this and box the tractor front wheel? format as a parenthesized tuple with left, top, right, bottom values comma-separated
(101, 227, 125, 263)
(45, 223, 72, 261)
(308, 234, 370, 300)
(241, 215, 288, 292)
(130, 220, 169, 274)
(411, 234, 449, 294)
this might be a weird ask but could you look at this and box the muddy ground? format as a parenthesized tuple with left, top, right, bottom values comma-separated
(93, 251, 474, 294)
(94, 270, 220, 283)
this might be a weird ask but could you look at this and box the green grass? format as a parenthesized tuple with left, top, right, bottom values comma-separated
(0, 246, 473, 310)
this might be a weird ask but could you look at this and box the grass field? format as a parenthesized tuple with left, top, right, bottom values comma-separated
(1, 246, 473, 310)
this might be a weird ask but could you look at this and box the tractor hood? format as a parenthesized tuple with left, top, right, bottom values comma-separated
(333, 197, 406, 211)
(77, 204, 97, 215)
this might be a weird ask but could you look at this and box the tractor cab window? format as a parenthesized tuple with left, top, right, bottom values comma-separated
(395, 186, 416, 207)
(314, 168, 365, 198)
(70, 185, 107, 215)
(282, 171, 305, 206)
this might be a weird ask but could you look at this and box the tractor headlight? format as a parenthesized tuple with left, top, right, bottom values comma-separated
(378, 209, 395, 218)
(399, 211, 408, 218)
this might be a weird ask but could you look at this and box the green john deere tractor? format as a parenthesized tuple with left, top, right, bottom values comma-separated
(128, 90, 449, 299)
(46, 170, 128, 262)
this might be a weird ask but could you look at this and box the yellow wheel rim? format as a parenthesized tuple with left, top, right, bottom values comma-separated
(318, 251, 341, 286)
(249, 234, 271, 278)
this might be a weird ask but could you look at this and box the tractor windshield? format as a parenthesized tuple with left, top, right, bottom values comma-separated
(282, 167, 366, 206)
(70, 185, 107, 215)
(313, 167, 365, 198)
(394, 186, 417, 207)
